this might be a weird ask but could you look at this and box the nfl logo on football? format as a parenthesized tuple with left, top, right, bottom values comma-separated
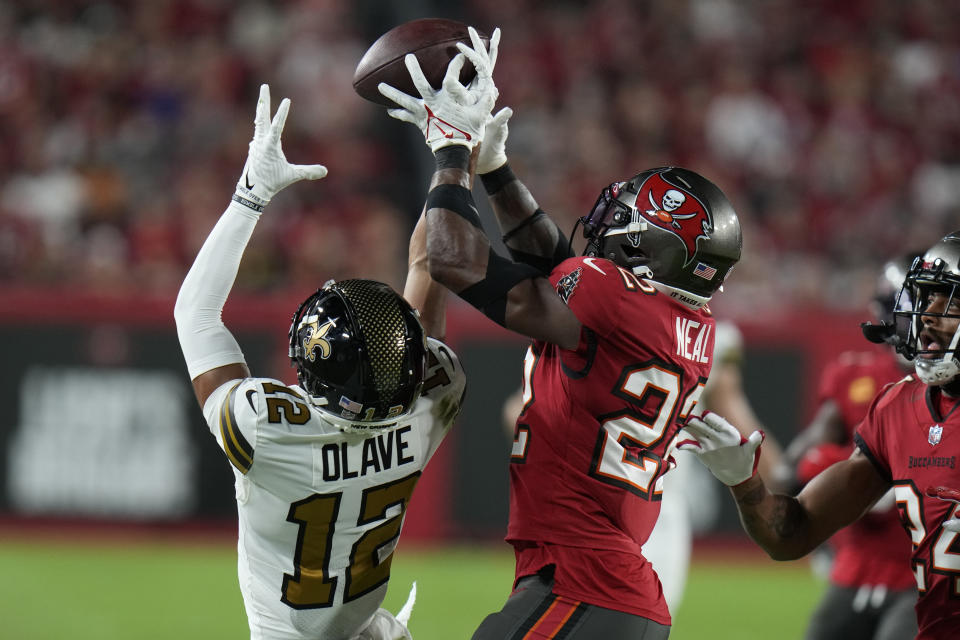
(929, 424, 943, 445)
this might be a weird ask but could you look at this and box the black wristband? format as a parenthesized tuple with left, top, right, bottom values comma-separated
(231, 192, 265, 213)
(425, 183, 481, 228)
(480, 163, 516, 195)
(435, 145, 471, 170)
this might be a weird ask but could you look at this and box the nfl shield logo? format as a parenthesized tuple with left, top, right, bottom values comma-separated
(929, 424, 943, 445)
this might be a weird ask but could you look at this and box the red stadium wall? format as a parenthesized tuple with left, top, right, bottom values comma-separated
(0, 287, 878, 541)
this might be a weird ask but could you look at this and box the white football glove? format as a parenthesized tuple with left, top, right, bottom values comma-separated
(232, 84, 327, 212)
(477, 106, 512, 174)
(678, 412, 764, 486)
(378, 26, 500, 152)
(927, 486, 960, 533)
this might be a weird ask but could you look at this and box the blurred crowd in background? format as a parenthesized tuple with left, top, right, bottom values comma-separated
(2, 0, 960, 320)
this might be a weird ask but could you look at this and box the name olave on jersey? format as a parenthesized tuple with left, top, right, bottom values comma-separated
(318, 424, 416, 481)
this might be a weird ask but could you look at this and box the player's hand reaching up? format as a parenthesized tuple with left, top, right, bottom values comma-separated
(477, 106, 512, 174)
(378, 26, 500, 152)
(678, 412, 764, 486)
(927, 486, 960, 533)
(232, 84, 327, 213)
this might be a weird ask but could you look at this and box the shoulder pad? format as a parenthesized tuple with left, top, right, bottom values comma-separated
(422, 339, 465, 399)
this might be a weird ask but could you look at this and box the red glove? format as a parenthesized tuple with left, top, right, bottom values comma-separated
(795, 443, 850, 484)
(927, 486, 960, 533)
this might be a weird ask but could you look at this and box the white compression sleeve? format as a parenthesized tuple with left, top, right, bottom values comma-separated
(174, 200, 259, 380)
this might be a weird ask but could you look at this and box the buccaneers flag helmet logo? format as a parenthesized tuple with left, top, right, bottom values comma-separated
(637, 171, 713, 265)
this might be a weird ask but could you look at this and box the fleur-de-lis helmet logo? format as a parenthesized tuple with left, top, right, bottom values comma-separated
(302, 316, 336, 361)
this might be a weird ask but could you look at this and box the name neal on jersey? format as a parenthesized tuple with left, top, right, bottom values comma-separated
(675, 316, 712, 364)
(319, 424, 416, 481)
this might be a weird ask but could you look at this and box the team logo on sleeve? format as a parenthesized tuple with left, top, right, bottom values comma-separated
(639, 171, 713, 265)
(556, 267, 582, 303)
(302, 316, 336, 361)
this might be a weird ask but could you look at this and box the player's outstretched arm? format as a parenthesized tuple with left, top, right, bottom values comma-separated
(476, 108, 573, 274)
(404, 207, 448, 341)
(681, 413, 889, 559)
(379, 27, 582, 349)
(174, 84, 326, 408)
(735, 449, 890, 559)
(423, 149, 581, 349)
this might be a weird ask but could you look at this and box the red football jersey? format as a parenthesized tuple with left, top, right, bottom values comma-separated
(818, 351, 906, 439)
(506, 257, 715, 624)
(817, 351, 914, 589)
(856, 378, 960, 638)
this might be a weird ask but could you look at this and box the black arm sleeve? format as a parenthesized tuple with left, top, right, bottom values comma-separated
(505, 230, 574, 276)
(458, 248, 542, 327)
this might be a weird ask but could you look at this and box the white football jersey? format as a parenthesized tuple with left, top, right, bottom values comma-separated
(202, 338, 465, 640)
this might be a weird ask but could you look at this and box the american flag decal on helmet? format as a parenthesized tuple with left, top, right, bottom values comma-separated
(693, 262, 717, 280)
(339, 396, 363, 415)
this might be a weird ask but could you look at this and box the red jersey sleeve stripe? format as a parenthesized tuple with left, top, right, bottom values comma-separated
(517, 596, 583, 639)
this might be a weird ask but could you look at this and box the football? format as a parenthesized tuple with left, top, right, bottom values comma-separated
(353, 18, 489, 107)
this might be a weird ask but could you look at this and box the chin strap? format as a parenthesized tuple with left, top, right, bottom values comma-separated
(568, 217, 585, 258)
(627, 207, 647, 247)
(632, 264, 654, 279)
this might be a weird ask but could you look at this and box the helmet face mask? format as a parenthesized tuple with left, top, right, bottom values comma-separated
(288, 279, 427, 430)
(580, 167, 742, 306)
(872, 254, 918, 327)
(582, 183, 637, 246)
(893, 234, 960, 386)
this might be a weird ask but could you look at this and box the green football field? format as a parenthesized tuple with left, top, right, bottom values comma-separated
(0, 537, 824, 639)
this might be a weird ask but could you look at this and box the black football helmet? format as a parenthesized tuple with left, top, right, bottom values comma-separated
(887, 233, 960, 386)
(579, 167, 742, 306)
(288, 279, 427, 429)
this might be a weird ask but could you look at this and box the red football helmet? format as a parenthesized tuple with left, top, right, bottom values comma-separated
(580, 167, 742, 306)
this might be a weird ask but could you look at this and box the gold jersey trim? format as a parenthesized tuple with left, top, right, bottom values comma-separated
(220, 382, 254, 474)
